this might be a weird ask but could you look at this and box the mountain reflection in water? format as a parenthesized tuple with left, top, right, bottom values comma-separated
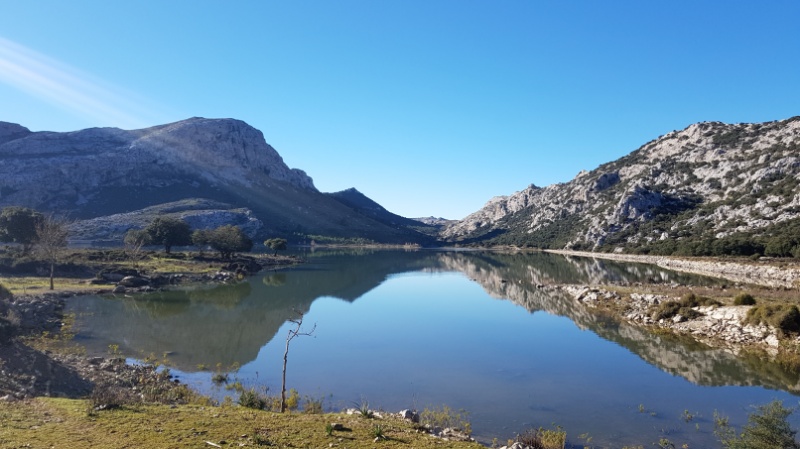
(67, 250, 800, 446)
(69, 250, 798, 394)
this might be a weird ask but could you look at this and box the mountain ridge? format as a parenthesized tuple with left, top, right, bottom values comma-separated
(443, 116, 800, 256)
(0, 117, 433, 244)
(4, 115, 799, 254)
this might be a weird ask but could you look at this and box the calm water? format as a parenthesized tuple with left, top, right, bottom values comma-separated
(67, 250, 800, 448)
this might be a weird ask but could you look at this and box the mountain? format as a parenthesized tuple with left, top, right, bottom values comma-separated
(326, 188, 439, 239)
(442, 116, 800, 256)
(0, 118, 432, 244)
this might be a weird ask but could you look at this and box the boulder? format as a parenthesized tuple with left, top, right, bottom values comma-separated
(118, 276, 149, 288)
(398, 409, 420, 423)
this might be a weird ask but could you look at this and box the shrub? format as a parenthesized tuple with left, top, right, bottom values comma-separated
(716, 400, 800, 449)
(734, 293, 757, 306)
(89, 382, 139, 411)
(744, 304, 800, 337)
(371, 424, 386, 440)
(651, 293, 721, 321)
(239, 388, 269, 410)
(420, 405, 471, 435)
(303, 395, 325, 414)
(517, 426, 567, 449)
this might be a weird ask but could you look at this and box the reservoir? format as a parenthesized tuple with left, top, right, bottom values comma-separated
(67, 250, 800, 447)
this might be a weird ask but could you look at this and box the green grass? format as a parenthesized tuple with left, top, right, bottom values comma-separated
(0, 398, 486, 449)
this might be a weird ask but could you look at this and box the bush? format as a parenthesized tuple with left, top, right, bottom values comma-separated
(90, 382, 139, 411)
(716, 400, 800, 449)
(734, 293, 757, 306)
(517, 426, 567, 449)
(651, 293, 721, 321)
(238, 388, 269, 410)
(744, 304, 800, 337)
(419, 405, 471, 434)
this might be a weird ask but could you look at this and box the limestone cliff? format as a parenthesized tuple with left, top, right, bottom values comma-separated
(0, 118, 431, 244)
(442, 117, 800, 254)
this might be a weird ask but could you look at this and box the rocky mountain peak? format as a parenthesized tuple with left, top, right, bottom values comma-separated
(131, 117, 316, 191)
(0, 117, 316, 216)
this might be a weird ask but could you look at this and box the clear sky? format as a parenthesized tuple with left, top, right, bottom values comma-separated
(1, 1, 798, 220)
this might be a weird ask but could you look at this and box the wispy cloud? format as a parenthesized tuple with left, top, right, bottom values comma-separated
(0, 36, 167, 129)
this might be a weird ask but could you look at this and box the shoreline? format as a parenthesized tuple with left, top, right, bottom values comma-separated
(0, 252, 304, 400)
(545, 249, 800, 288)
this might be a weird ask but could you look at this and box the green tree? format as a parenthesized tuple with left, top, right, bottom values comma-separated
(35, 215, 70, 290)
(145, 217, 192, 254)
(0, 206, 43, 253)
(205, 225, 253, 259)
(264, 238, 288, 256)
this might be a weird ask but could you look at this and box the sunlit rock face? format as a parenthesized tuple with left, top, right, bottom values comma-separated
(442, 117, 800, 249)
(0, 118, 436, 244)
(0, 117, 315, 215)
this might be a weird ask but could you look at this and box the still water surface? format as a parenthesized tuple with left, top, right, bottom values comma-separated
(67, 250, 800, 447)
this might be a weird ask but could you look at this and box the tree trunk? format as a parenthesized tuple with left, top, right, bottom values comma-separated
(280, 337, 290, 413)
(49, 261, 54, 290)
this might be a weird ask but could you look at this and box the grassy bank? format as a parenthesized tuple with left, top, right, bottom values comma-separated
(0, 398, 485, 449)
(0, 247, 301, 294)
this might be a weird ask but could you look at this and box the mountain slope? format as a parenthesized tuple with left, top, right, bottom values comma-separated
(326, 188, 440, 239)
(0, 118, 431, 244)
(442, 116, 800, 255)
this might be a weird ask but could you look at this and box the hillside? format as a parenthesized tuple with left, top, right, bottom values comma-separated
(442, 116, 800, 257)
(0, 118, 432, 245)
(326, 188, 439, 239)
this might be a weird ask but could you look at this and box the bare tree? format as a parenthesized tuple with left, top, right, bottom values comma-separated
(123, 229, 152, 268)
(281, 310, 315, 413)
(35, 215, 70, 290)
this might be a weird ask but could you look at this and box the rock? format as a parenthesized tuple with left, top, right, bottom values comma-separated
(100, 269, 139, 282)
(765, 334, 780, 347)
(112, 285, 126, 294)
(118, 276, 149, 288)
(398, 409, 420, 423)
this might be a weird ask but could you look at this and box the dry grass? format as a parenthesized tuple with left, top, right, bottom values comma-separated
(0, 275, 107, 295)
(0, 398, 485, 449)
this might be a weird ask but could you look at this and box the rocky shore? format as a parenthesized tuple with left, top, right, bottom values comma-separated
(0, 254, 301, 401)
(0, 291, 188, 401)
(559, 285, 791, 353)
(546, 249, 800, 288)
(528, 251, 800, 357)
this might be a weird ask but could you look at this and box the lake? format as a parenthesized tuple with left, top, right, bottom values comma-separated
(66, 250, 800, 447)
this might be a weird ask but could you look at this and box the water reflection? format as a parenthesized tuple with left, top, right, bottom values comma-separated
(68, 250, 799, 395)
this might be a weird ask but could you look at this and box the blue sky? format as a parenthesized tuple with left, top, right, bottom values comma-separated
(1, 1, 798, 219)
